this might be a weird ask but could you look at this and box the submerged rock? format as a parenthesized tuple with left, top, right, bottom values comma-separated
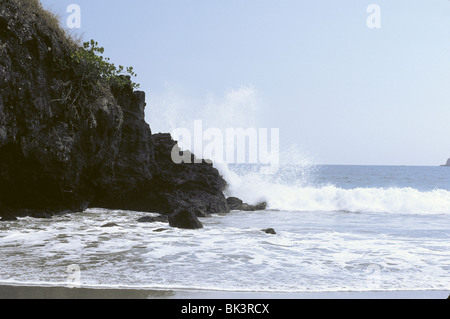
(261, 228, 276, 235)
(137, 215, 168, 223)
(101, 223, 119, 228)
(0, 215, 17, 222)
(153, 228, 169, 233)
(30, 211, 53, 219)
(227, 197, 267, 211)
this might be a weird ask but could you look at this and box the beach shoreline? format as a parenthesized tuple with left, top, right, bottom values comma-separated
(0, 284, 447, 299)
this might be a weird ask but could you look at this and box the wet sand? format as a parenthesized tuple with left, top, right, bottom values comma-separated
(0, 285, 448, 299)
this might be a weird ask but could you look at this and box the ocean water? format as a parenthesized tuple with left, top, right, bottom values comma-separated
(0, 164, 449, 293)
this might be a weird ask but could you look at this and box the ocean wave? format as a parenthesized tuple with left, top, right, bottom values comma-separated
(263, 186, 450, 215)
(220, 165, 450, 215)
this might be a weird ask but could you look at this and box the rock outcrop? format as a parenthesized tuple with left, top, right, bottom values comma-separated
(0, 0, 229, 228)
(443, 158, 450, 167)
(1, 0, 118, 216)
(168, 209, 204, 230)
(152, 134, 229, 217)
(226, 197, 267, 211)
(137, 215, 169, 223)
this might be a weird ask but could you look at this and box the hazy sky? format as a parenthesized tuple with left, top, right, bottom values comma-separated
(40, 0, 450, 166)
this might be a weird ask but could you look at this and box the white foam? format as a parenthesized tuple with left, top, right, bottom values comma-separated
(0, 208, 449, 292)
(273, 185, 450, 215)
(220, 165, 450, 215)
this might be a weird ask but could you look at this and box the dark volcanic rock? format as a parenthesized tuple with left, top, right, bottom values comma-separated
(226, 197, 244, 210)
(151, 134, 230, 218)
(0, 215, 17, 222)
(169, 209, 204, 230)
(0, 0, 123, 216)
(0, 0, 229, 225)
(261, 228, 276, 235)
(227, 197, 267, 211)
(101, 222, 119, 228)
(153, 228, 169, 233)
(29, 211, 53, 219)
(137, 215, 168, 223)
(89, 85, 158, 212)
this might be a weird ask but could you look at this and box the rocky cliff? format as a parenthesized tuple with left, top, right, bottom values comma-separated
(0, 0, 229, 227)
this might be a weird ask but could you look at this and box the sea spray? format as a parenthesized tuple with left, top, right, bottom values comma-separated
(214, 162, 450, 215)
(148, 85, 261, 135)
(221, 162, 316, 207)
(146, 86, 450, 216)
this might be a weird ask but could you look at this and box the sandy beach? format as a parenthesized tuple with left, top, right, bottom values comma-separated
(0, 285, 447, 299)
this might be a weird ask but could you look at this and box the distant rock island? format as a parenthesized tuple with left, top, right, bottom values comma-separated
(441, 158, 450, 167)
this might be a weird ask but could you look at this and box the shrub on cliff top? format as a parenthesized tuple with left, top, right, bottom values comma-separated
(70, 40, 140, 90)
(52, 39, 140, 108)
(10, 1, 139, 89)
(6, 0, 140, 106)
